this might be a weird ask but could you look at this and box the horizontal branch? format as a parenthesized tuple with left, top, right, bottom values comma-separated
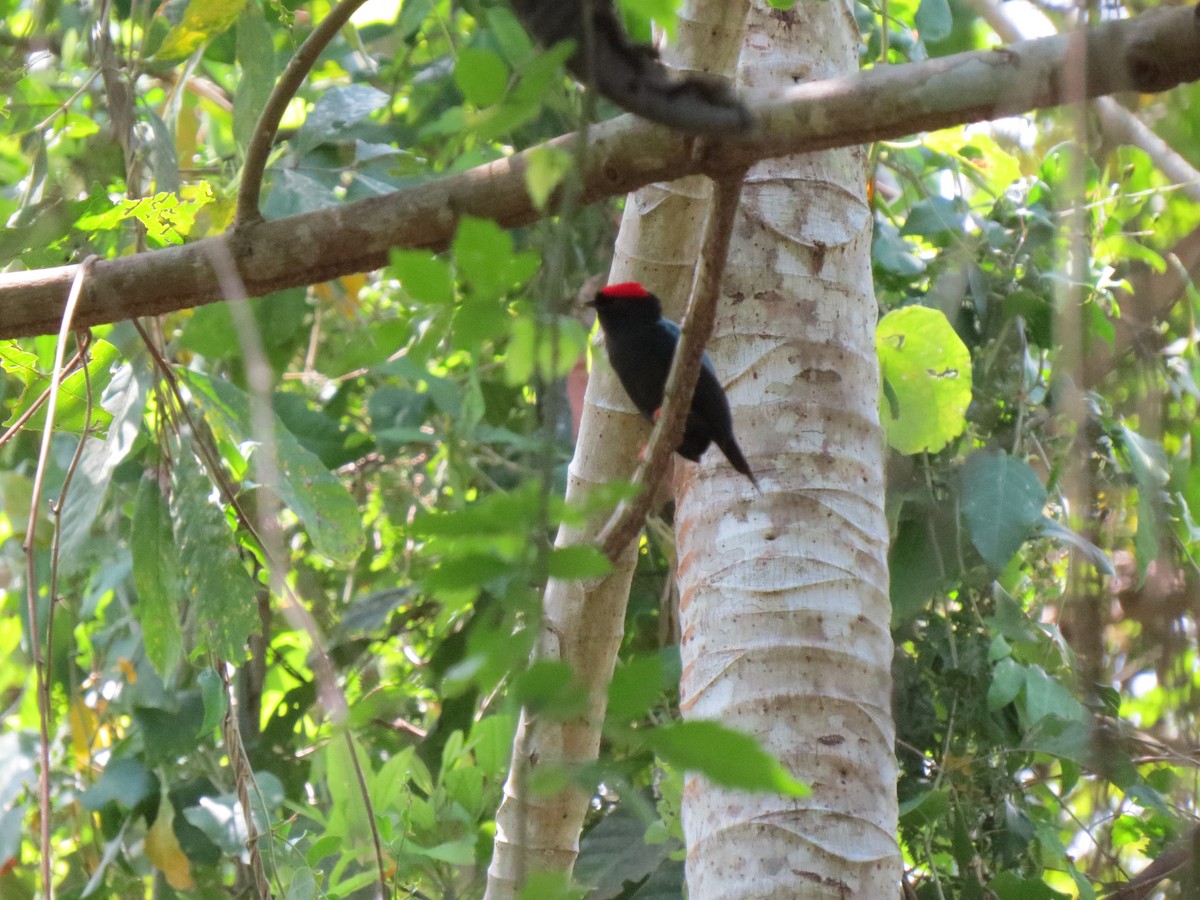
(1, 4, 1197, 338)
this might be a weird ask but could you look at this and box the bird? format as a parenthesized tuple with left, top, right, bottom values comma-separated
(587, 281, 758, 488)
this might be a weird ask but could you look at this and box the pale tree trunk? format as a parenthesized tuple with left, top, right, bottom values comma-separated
(484, 3, 749, 897)
(675, 1, 900, 896)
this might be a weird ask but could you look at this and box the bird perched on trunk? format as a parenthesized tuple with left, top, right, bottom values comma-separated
(587, 282, 758, 489)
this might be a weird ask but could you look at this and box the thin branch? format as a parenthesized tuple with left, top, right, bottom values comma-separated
(2, 4, 1199, 337)
(598, 172, 746, 559)
(23, 256, 95, 900)
(236, 0, 368, 226)
(344, 731, 389, 900)
(221, 662, 271, 896)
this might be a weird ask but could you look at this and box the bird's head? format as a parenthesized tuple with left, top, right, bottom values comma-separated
(587, 282, 663, 319)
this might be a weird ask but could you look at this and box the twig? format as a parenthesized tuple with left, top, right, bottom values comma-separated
(236, 0, 368, 225)
(598, 172, 746, 560)
(221, 662, 271, 897)
(344, 730, 390, 900)
(23, 256, 95, 900)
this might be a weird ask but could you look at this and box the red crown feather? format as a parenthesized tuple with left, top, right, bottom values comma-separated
(600, 282, 651, 299)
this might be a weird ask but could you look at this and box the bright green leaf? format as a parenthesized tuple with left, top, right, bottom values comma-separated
(156, 0, 247, 60)
(547, 544, 611, 580)
(876, 306, 972, 454)
(646, 721, 808, 796)
(391, 249, 455, 304)
(524, 145, 573, 210)
(455, 48, 510, 107)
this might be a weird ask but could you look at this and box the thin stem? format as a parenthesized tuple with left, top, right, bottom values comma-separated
(344, 730, 390, 899)
(236, 0, 368, 225)
(23, 256, 95, 899)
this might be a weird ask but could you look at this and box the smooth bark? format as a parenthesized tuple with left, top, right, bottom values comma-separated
(675, 0, 897, 895)
(484, 8, 751, 896)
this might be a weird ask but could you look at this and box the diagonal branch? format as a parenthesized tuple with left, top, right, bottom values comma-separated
(1, 3, 1198, 338)
(236, 0, 368, 226)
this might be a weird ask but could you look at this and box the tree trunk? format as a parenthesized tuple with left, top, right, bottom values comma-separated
(484, 4, 749, 896)
(675, 1, 900, 896)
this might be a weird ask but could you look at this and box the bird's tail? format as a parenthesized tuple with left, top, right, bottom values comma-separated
(717, 437, 760, 492)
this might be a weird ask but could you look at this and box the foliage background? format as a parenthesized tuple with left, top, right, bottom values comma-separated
(1, 0, 1199, 897)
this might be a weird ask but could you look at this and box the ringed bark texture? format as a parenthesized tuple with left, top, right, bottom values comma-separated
(483, 3, 750, 896)
(675, 1, 899, 895)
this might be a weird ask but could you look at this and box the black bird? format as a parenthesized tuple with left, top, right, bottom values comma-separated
(587, 282, 758, 489)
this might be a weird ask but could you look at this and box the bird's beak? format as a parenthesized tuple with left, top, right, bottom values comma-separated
(577, 273, 608, 309)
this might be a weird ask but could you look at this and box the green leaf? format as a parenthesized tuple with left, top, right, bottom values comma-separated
(155, 0, 248, 60)
(876, 306, 972, 454)
(606, 652, 671, 726)
(515, 872, 585, 900)
(197, 669, 227, 735)
(900, 196, 967, 240)
(169, 447, 259, 662)
(988, 871, 1070, 900)
(81, 758, 157, 812)
(390, 249, 455, 304)
(513, 661, 588, 720)
(616, 0, 678, 40)
(468, 714, 515, 780)
(292, 84, 389, 156)
(1021, 665, 1085, 727)
(485, 6, 535, 65)
(415, 838, 477, 865)
(524, 145, 573, 210)
(58, 362, 149, 575)
(3, 338, 121, 433)
(960, 450, 1046, 569)
(914, 0, 953, 43)
(547, 544, 611, 579)
(455, 48, 510, 107)
(575, 807, 675, 896)
(898, 788, 950, 826)
(646, 721, 808, 796)
(131, 477, 184, 678)
(423, 554, 514, 591)
(412, 484, 543, 537)
(134, 692, 207, 766)
(510, 41, 576, 107)
(181, 370, 365, 564)
(873, 221, 926, 277)
(454, 216, 516, 299)
(1036, 517, 1113, 574)
(1119, 425, 1168, 577)
(1020, 715, 1092, 764)
(504, 316, 587, 387)
(323, 735, 377, 845)
(234, 4, 276, 150)
(987, 657, 1024, 710)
